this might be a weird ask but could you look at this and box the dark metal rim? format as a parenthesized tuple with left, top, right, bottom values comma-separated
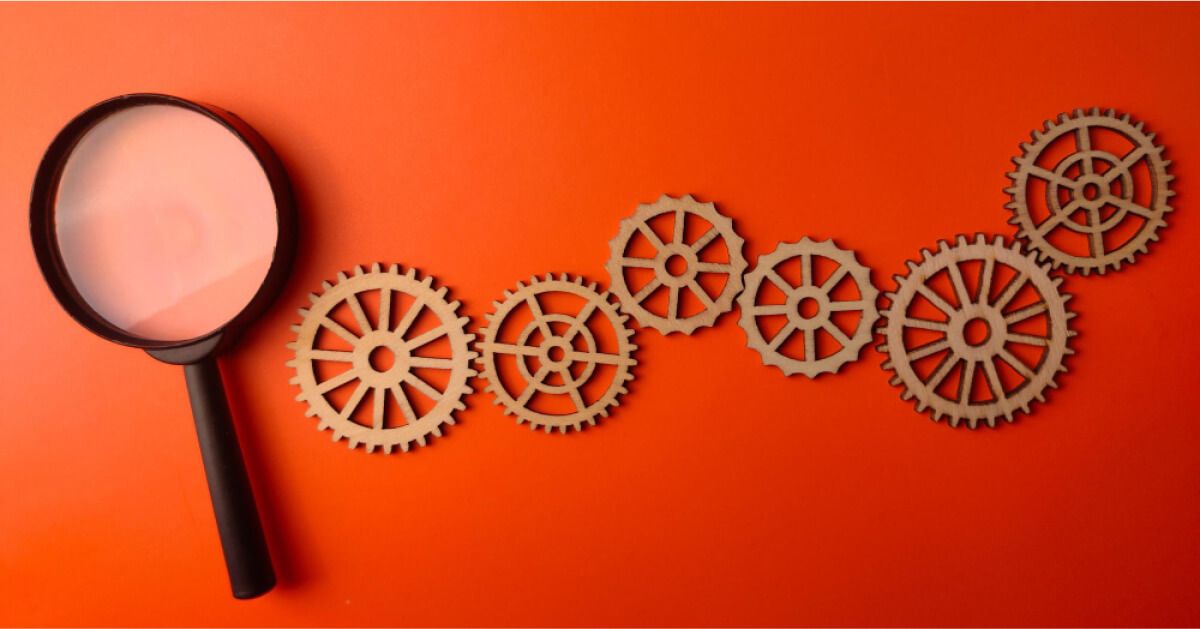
(29, 93, 297, 357)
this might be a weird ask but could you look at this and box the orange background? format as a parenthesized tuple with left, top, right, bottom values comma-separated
(2, 3, 1199, 626)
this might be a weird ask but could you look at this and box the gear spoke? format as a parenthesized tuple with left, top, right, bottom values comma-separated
(1007, 332, 1050, 347)
(305, 349, 354, 362)
(516, 365, 550, 406)
(563, 370, 588, 411)
(800, 253, 813, 286)
(1106, 147, 1147, 181)
(393, 298, 424, 337)
(321, 317, 360, 344)
(959, 359, 976, 404)
(568, 350, 636, 367)
(821, 264, 849, 291)
(1107, 196, 1158, 220)
(803, 328, 816, 361)
(925, 353, 959, 390)
(765, 268, 794, 295)
(346, 293, 372, 336)
(1035, 210, 1069, 237)
(339, 381, 370, 419)
(565, 300, 599, 342)
(409, 356, 455, 370)
(1026, 164, 1074, 188)
(404, 326, 448, 350)
(752, 304, 789, 316)
(1004, 301, 1048, 324)
(998, 348, 1036, 380)
(822, 321, 851, 348)
(372, 386, 386, 429)
(525, 295, 553, 338)
(904, 317, 949, 332)
(687, 279, 716, 309)
(667, 285, 681, 319)
(690, 226, 720, 252)
(914, 283, 957, 316)
(1087, 207, 1106, 257)
(478, 341, 540, 357)
(377, 287, 392, 331)
(389, 384, 418, 424)
(314, 369, 358, 395)
(1076, 125, 1092, 158)
(404, 371, 442, 402)
(768, 322, 796, 351)
(982, 358, 1006, 401)
(992, 272, 1027, 312)
(978, 256, 995, 305)
(636, 223, 665, 250)
(828, 299, 868, 312)
(907, 338, 950, 362)
(947, 261, 971, 307)
(694, 261, 734, 274)
(673, 207, 686, 244)
(619, 256, 656, 269)
(632, 278, 661, 303)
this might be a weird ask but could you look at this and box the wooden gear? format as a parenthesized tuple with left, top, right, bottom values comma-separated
(1006, 107, 1174, 275)
(288, 264, 476, 453)
(606, 194, 748, 335)
(878, 235, 1076, 428)
(737, 238, 880, 377)
(477, 273, 637, 433)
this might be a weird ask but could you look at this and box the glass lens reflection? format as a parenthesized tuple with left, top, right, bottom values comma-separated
(55, 104, 278, 341)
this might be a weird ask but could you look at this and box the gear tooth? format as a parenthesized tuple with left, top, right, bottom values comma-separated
(1058, 112, 1070, 124)
(421, 274, 433, 287)
(416, 435, 428, 447)
(574, 275, 584, 284)
(353, 265, 365, 276)
(431, 426, 444, 438)
(586, 417, 598, 426)
(400, 441, 411, 453)
(347, 438, 358, 449)
(542, 425, 552, 434)
(892, 273, 906, 286)
(306, 408, 319, 418)
(1102, 107, 1114, 117)
(599, 408, 610, 418)
(334, 273, 346, 284)
(383, 443, 394, 455)
(290, 324, 302, 333)
(370, 262, 382, 273)
(307, 292, 320, 304)
(903, 390, 916, 402)
(905, 260, 918, 272)
(956, 234, 968, 247)
(1072, 107, 1085, 118)
(881, 359, 893, 370)
(364, 442, 375, 454)
(876, 343, 889, 353)
(1035, 392, 1046, 403)
(435, 285, 448, 298)
(890, 376, 903, 387)
(388, 263, 400, 274)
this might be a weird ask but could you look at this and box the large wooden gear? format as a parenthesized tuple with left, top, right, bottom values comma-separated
(288, 264, 476, 453)
(606, 194, 748, 335)
(477, 274, 637, 433)
(737, 238, 879, 377)
(1006, 108, 1174, 275)
(878, 235, 1076, 428)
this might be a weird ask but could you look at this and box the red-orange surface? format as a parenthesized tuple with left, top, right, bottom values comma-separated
(2, 3, 1199, 626)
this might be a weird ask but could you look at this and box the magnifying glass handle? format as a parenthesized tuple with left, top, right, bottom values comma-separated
(183, 357, 276, 599)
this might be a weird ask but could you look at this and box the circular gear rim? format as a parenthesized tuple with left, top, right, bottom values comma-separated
(288, 263, 476, 453)
(1006, 107, 1174, 275)
(477, 273, 637, 433)
(878, 235, 1077, 429)
(737, 237, 880, 378)
(606, 194, 748, 335)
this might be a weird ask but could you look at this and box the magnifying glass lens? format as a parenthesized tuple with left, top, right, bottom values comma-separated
(54, 104, 278, 341)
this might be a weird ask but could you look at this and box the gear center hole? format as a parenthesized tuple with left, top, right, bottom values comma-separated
(546, 344, 567, 363)
(665, 254, 689, 277)
(369, 345, 396, 372)
(963, 317, 991, 347)
(1081, 181, 1103, 201)
(796, 297, 821, 320)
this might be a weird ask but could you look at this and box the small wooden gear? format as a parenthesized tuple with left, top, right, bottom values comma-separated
(288, 264, 476, 453)
(1006, 107, 1174, 275)
(878, 235, 1076, 428)
(477, 273, 637, 433)
(606, 194, 748, 335)
(737, 238, 879, 377)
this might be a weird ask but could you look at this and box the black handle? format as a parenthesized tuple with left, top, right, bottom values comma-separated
(183, 357, 276, 599)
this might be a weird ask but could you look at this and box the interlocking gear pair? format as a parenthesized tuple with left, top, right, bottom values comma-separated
(288, 107, 1173, 448)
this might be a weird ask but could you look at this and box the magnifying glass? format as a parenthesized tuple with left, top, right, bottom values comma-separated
(29, 94, 296, 599)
